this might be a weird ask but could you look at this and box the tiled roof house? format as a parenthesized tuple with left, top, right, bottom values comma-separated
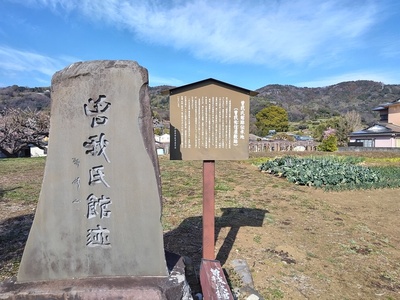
(349, 99, 400, 147)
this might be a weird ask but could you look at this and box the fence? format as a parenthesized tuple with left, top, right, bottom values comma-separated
(249, 141, 319, 152)
(339, 146, 400, 153)
(157, 141, 319, 155)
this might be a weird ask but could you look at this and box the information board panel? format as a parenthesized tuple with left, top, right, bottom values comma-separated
(169, 80, 253, 160)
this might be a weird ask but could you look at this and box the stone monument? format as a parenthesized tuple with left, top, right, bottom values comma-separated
(1, 60, 190, 299)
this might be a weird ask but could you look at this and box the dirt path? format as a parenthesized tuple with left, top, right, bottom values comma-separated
(212, 162, 400, 299)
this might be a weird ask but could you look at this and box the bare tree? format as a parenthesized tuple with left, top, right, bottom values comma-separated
(0, 108, 50, 157)
(343, 110, 363, 132)
(336, 111, 363, 146)
(312, 111, 363, 146)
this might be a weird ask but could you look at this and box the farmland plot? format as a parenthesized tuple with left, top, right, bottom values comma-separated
(1, 154, 400, 299)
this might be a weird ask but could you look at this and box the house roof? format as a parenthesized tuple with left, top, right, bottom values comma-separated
(350, 123, 400, 137)
(249, 134, 261, 141)
(161, 78, 258, 96)
(372, 99, 400, 111)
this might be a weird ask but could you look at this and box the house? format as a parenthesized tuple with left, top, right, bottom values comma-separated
(0, 145, 47, 158)
(157, 133, 170, 144)
(154, 133, 170, 143)
(349, 99, 400, 147)
(30, 145, 48, 157)
(154, 134, 170, 155)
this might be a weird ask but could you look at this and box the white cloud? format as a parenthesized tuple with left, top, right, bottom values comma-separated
(0, 46, 56, 74)
(296, 71, 400, 87)
(380, 41, 400, 58)
(149, 75, 184, 87)
(11, 0, 382, 66)
(0, 42, 180, 87)
(0, 45, 77, 85)
(9, 0, 78, 11)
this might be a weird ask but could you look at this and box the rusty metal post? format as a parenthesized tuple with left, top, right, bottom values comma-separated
(203, 160, 215, 260)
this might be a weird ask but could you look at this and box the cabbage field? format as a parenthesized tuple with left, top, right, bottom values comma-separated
(259, 155, 400, 190)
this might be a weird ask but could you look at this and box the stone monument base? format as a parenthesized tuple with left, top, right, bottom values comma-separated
(0, 252, 192, 300)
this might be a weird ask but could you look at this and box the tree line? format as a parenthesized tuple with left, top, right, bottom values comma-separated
(253, 105, 362, 147)
(0, 104, 362, 157)
(0, 83, 370, 157)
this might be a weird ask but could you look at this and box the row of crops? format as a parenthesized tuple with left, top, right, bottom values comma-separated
(258, 155, 400, 191)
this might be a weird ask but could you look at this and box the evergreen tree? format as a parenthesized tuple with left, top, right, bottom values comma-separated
(255, 105, 289, 136)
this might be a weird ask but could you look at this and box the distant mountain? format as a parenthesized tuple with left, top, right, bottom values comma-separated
(2, 81, 400, 127)
(0, 85, 51, 111)
(254, 80, 400, 125)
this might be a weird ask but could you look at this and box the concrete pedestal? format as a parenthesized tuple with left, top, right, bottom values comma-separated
(1, 252, 192, 300)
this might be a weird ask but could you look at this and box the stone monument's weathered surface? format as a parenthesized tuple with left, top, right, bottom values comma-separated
(17, 60, 167, 282)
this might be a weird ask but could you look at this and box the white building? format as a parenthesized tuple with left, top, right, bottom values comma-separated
(155, 133, 170, 144)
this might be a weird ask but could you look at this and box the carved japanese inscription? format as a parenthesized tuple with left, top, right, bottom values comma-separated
(17, 60, 167, 282)
(82, 95, 112, 247)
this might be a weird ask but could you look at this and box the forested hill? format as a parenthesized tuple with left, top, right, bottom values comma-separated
(1, 81, 400, 125)
(254, 81, 400, 124)
(0, 85, 51, 111)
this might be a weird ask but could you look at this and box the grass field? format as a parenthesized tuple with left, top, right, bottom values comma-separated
(1, 152, 400, 299)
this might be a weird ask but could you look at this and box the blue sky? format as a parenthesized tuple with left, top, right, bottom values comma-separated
(1, 0, 399, 90)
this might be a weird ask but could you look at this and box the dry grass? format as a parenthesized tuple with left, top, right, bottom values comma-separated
(1, 152, 400, 299)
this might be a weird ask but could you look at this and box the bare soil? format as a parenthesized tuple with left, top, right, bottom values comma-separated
(162, 155, 400, 299)
(1, 154, 400, 299)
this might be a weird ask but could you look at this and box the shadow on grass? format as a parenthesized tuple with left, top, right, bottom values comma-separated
(163, 207, 268, 293)
(0, 187, 22, 202)
(0, 213, 34, 279)
(1, 205, 266, 288)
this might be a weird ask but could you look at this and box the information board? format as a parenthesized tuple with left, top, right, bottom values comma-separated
(168, 79, 254, 160)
